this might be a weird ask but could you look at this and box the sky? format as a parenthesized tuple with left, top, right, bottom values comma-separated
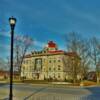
(0, 0, 100, 60)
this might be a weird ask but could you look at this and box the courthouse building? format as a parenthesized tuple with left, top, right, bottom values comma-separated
(21, 41, 79, 81)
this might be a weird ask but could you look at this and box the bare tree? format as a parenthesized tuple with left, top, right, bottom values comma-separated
(64, 32, 90, 83)
(0, 58, 7, 70)
(63, 52, 81, 83)
(77, 40, 90, 81)
(89, 37, 100, 83)
(14, 35, 33, 77)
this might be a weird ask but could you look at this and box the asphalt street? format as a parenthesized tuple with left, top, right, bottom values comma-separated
(82, 86, 100, 100)
(0, 83, 99, 100)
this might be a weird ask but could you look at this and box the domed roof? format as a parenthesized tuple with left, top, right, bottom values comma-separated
(48, 41, 56, 48)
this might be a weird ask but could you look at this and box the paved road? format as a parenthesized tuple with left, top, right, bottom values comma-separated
(0, 83, 48, 99)
(82, 86, 100, 100)
(0, 83, 99, 100)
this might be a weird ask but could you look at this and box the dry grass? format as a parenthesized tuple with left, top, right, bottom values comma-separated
(80, 81, 96, 86)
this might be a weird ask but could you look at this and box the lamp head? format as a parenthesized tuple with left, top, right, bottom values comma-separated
(9, 16, 16, 30)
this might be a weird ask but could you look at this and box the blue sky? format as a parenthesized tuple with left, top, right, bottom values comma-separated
(0, 0, 100, 60)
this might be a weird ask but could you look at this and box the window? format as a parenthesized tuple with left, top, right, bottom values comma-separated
(49, 60, 51, 63)
(58, 60, 60, 62)
(34, 58, 42, 71)
(49, 67, 51, 71)
(58, 74, 60, 78)
(43, 68, 45, 71)
(53, 74, 55, 78)
(44, 59, 45, 62)
(58, 65, 61, 70)
(54, 60, 56, 63)
(43, 50, 47, 53)
(32, 61, 34, 64)
(54, 68, 56, 71)
(23, 61, 25, 64)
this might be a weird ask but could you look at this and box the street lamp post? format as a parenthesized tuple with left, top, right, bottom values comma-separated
(9, 16, 16, 100)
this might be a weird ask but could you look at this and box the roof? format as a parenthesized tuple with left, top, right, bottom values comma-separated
(25, 50, 79, 58)
(24, 41, 80, 58)
(48, 50, 64, 53)
(48, 41, 56, 48)
(25, 54, 32, 58)
(65, 52, 78, 56)
(0, 71, 19, 76)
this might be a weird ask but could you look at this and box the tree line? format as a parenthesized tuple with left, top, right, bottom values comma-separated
(64, 32, 100, 83)
(6, 32, 100, 83)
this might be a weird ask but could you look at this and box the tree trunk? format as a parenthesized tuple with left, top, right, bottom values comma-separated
(96, 72, 100, 84)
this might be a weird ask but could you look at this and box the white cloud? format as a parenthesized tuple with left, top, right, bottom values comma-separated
(34, 40, 45, 48)
(0, 44, 10, 51)
(25, 40, 46, 54)
(0, 31, 10, 37)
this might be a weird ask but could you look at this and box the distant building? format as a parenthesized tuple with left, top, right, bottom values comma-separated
(21, 41, 80, 81)
(87, 71, 97, 81)
(0, 71, 19, 79)
(87, 71, 100, 82)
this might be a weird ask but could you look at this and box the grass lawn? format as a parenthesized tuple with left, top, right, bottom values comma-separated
(80, 80, 97, 86)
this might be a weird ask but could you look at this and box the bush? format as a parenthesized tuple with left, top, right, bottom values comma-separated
(64, 79, 73, 83)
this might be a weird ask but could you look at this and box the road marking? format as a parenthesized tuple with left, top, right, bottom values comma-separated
(24, 86, 48, 100)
